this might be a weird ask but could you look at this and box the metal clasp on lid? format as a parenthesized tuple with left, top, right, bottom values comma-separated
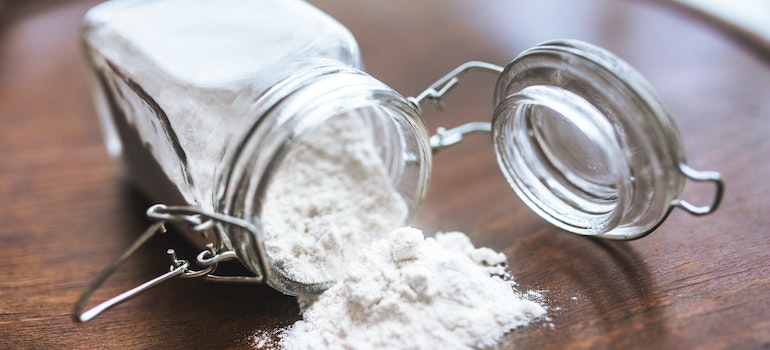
(408, 61, 502, 152)
(429, 122, 492, 151)
(672, 163, 724, 216)
(72, 204, 264, 322)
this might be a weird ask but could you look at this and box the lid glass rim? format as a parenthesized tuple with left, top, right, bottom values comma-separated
(492, 39, 691, 238)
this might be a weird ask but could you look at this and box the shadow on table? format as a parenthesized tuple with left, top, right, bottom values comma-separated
(502, 226, 670, 349)
(69, 183, 300, 348)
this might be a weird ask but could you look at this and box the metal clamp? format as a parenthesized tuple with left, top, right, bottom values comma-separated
(72, 204, 262, 322)
(408, 61, 503, 152)
(429, 122, 492, 151)
(672, 163, 725, 215)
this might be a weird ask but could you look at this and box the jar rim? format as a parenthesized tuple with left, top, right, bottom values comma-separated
(216, 65, 431, 294)
(493, 39, 688, 239)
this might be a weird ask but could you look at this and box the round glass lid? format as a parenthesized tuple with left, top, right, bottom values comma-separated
(491, 39, 723, 240)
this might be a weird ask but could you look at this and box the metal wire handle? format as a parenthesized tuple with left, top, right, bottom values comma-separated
(673, 163, 724, 216)
(408, 61, 503, 153)
(72, 204, 262, 322)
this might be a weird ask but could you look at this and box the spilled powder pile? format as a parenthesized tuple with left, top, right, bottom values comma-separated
(256, 115, 547, 349)
(280, 228, 547, 350)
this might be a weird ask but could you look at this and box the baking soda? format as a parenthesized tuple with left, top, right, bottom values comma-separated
(254, 115, 547, 349)
(261, 114, 408, 283)
(279, 228, 547, 350)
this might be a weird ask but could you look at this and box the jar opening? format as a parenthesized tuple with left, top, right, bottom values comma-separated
(493, 85, 631, 235)
(219, 67, 431, 292)
(260, 107, 426, 284)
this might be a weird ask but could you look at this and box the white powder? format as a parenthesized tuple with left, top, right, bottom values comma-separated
(261, 114, 408, 283)
(279, 228, 547, 350)
(255, 115, 547, 349)
(85, 0, 354, 86)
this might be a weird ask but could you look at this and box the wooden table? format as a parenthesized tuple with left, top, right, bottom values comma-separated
(2, 0, 768, 348)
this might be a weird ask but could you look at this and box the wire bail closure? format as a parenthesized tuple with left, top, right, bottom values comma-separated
(408, 61, 503, 153)
(72, 204, 265, 322)
(673, 163, 724, 216)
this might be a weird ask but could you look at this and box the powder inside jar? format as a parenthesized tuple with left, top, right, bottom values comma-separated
(261, 114, 408, 283)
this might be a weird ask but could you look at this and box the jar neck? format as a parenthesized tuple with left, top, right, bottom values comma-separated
(215, 64, 432, 293)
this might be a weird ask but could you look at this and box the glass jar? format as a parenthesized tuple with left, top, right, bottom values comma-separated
(80, 0, 431, 226)
(78, 0, 432, 296)
(74, 0, 722, 321)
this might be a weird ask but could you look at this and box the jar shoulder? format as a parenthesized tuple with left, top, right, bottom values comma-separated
(81, 0, 361, 87)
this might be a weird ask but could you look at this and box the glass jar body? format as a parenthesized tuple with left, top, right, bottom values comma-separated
(81, 0, 362, 210)
(80, 0, 432, 291)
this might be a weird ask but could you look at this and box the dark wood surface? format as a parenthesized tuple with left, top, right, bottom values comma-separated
(2, 0, 769, 349)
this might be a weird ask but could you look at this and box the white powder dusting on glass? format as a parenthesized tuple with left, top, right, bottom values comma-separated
(256, 115, 547, 349)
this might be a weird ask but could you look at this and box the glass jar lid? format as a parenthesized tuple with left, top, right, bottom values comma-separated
(416, 39, 723, 240)
(491, 39, 723, 240)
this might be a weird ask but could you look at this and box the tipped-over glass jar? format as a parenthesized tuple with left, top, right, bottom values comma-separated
(73, 0, 722, 321)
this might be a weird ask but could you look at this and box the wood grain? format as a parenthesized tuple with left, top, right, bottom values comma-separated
(1, 0, 768, 348)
